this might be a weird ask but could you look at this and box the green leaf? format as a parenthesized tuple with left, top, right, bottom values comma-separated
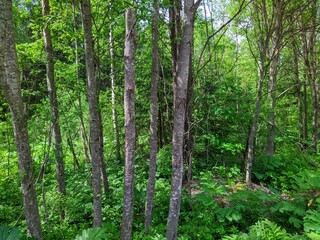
(306, 232, 320, 240)
(74, 227, 109, 240)
(304, 210, 320, 234)
(0, 225, 20, 240)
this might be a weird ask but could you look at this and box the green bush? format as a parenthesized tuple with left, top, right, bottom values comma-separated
(222, 219, 305, 240)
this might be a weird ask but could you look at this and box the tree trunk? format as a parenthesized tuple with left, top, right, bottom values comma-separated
(145, 0, 159, 233)
(245, 0, 269, 186)
(169, 0, 181, 90)
(301, 1, 318, 151)
(166, 1, 200, 239)
(309, 0, 318, 151)
(292, 38, 304, 147)
(81, 0, 102, 227)
(265, 57, 278, 155)
(265, 0, 284, 155)
(245, 66, 264, 187)
(183, 43, 194, 189)
(72, 1, 90, 164)
(303, 77, 308, 142)
(109, 27, 121, 162)
(67, 136, 80, 170)
(98, 111, 109, 198)
(121, 8, 136, 240)
(41, 0, 66, 200)
(0, 1, 43, 238)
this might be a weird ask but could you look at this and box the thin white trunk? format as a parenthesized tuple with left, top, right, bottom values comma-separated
(109, 28, 121, 161)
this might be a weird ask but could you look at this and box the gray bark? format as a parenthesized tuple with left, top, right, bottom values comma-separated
(121, 8, 136, 240)
(145, 0, 159, 233)
(265, 0, 284, 155)
(301, 0, 318, 151)
(169, 0, 182, 91)
(98, 111, 109, 197)
(245, 66, 264, 186)
(292, 38, 304, 146)
(245, 0, 269, 186)
(81, 0, 102, 226)
(0, 0, 43, 238)
(183, 42, 194, 189)
(72, 2, 90, 164)
(166, 1, 200, 239)
(41, 0, 66, 199)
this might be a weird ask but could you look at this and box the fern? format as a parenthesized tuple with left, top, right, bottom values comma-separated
(222, 220, 295, 240)
(304, 210, 320, 234)
(306, 232, 320, 240)
(74, 227, 108, 240)
(0, 225, 20, 240)
(248, 219, 290, 240)
(222, 233, 248, 240)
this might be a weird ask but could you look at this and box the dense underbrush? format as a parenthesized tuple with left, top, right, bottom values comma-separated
(1, 150, 320, 239)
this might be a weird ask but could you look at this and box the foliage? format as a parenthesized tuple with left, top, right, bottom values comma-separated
(222, 219, 304, 240)
(74, 223, 119, 240)
(178, 171, 229, 239)
(0, 225, 20, 240)
(304, 199, 320, 240)
(1, 0, 320, 239)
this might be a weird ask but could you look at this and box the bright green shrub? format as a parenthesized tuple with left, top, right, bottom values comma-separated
(222, 219, 305, 240)
(304, 199, 320, 240)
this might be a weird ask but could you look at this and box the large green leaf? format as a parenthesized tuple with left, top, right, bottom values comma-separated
(0, 226, 20, 240)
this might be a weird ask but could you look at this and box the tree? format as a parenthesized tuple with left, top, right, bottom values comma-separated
(109, 26, 121, 162)
(301, 0, 318, 151)
(145, 0, 160, 233)
(41, 0, 66, 203)
(166, 0, 200, 239)
(121, 8, 136, 240)
(81, 0, 103, 227)
(245, 0, 279, 186)
(265, 0, 286, 155)
(0, 0, 43, 238)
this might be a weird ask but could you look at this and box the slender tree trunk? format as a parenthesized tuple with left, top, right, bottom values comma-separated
(309, 1, 318, 151)
(292, 39, 304, 146)
(121, 8, 136, 240)
(301, 2, 318, 151)
(67, 136, 80, 170)
(109, 27, 121, 162)
(183, 50, 194, 188)
(81, 0, 102, 226)
(265, 0, 284, 155)
(158, 107, 164, 148)
(0, 1, 43, 238)
(169, 0, 181, 88)
(265, 56, 278, 155)
(145, 0, 159, 233)
(41, 0, 66, 200)
(72, 1, 90, 163)
(245, 0, 269, 186)
(303, 77, 308, 142)
(98, 111, 109, 198)
(166, 1, 200, 239)
(245, 66, 264, 186)
(94, 38, 110, 199)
